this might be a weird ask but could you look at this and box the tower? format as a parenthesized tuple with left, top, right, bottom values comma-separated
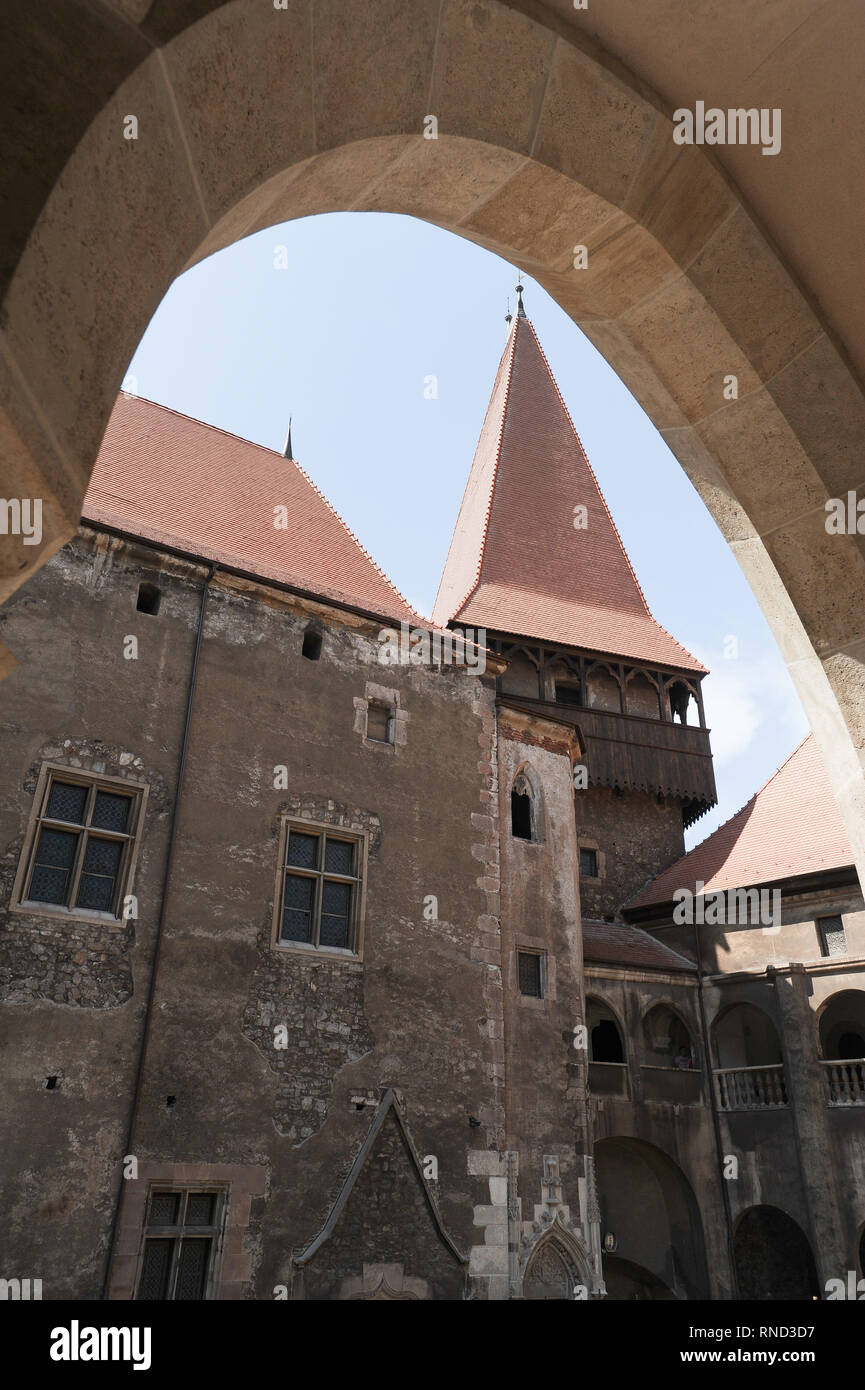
(434, 297, 717, 919)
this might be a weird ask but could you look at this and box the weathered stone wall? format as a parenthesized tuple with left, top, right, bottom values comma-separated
(576, 784, 685, 919)
(0, 532, 201, 1297)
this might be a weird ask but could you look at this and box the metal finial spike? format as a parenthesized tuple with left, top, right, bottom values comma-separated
(505, 296, 512, 325)
(282, 416, 293, 459)
(516, 278, 526, 318)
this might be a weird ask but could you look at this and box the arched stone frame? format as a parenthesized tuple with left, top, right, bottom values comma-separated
(732, 1204, 820, 1302)
(593, 1136, 712, 1300)
(709, 998, 784, 1068)
(623, 666, 662, 719)
(519, 1211, 597, 1300)
(584, 661, 623, 714)
(510, 760, 544, 844)
(586, 993, 627, 1064)
(640, 999, 699, 1070)
(2, 2, 865, 891)
(813, 987, 865, 1060)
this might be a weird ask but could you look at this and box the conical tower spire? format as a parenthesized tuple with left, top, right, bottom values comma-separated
(433, 312, 703, 673)
(282, 417, 294, 460)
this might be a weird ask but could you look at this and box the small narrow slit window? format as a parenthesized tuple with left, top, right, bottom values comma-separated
(818, 914, 846, 958)
(366, 703, 392, 744)
(579, 847, 598, 879)
(518, 950, 544, 999)
(555, 682, 581, 708)
(511, 773, 534, 841)
(136, 582, 161, 615)
(302, 629, 322, 661)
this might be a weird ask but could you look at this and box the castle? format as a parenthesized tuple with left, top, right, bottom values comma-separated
(0, 300, 862, 1301)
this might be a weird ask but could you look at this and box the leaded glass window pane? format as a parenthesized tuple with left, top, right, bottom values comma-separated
(320, 879, 351, 947)
(287, 831, 318, 869)
(92, 790, 132, 832)
(175, 1239, 211, 1300)
(76, 836, 123, 911)
(324, 839, 353, 875)
(282, 873, 314, 942)
(186, 1193, 215, 1227)
(150, 1192, 180, 1226)
(29, 827, 79, 903)
(46, 781, 87, 824)
(137, 1240, 173, 1300)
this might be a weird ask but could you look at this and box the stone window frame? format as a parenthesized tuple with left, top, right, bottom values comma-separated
(577, 837, 604, 885)
(271, 814, 369, 962)
(10, 761, 149, 927)
(513, 932, 556, 1012)
(107, 1162, 266, 1302)
(134, 1183, 230, 1302)
(353, 682, 408, 754)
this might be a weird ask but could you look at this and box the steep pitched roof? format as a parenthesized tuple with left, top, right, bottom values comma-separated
(626, 734, 855, 911)
(83, 395, 419, 625)
(433, 316, 704, 674)
(583, 918, 695, 972)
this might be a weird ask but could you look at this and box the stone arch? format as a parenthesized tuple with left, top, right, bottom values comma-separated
(3, 1, 865, 883)
(594, 1136, 709, 1300)
(520, 1216, 593, 1300)
(711, 1001, 783, 1070)
(733, 1205, 820, 1302)
(641, 1002, 695, 1069)
(586, 994, 626, 1063)
(815, 988, 865, 1060)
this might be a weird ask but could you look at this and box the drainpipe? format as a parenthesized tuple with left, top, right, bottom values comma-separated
(693, 920, 741, 1301)
(100, 563, 215, 1298)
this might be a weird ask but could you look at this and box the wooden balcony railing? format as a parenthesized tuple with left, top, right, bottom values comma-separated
(713, 1064, 788, 1111)
(822, 1058, 865, 1106)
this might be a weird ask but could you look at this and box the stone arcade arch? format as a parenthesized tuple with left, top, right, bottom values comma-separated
(2, 2, 865, 882)
(733, 1205, 820, 1302)
(594, 1136, 709, 1300)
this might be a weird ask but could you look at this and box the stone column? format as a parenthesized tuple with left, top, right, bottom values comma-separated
(771, 964, 847, 1292)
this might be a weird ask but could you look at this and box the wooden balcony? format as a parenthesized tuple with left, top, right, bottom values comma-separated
(502, 697, 716, 820)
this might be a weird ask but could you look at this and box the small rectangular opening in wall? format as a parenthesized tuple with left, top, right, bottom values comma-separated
(302, 628, 322, 661)
(579, 847, 598, 878)
(518, 950, 544, 998)
(44, 1075, 59, 1090)
(136, 581, 161, 615)
(555, 682, 581, 708)
(366, 703, 392, 743)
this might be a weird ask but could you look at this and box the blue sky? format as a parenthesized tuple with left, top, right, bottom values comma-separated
(127, 211, 809, 847)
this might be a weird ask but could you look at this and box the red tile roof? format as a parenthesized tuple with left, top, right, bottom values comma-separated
(83, 395, 419, 625)
(433, 316, 704, 674)
(583, 919, 694, 972)
(626, 734, 854, 910)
